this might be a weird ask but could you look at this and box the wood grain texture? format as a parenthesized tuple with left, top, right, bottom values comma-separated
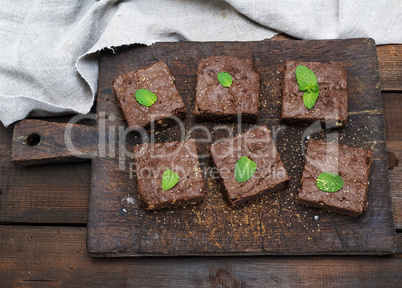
(0, 96, 399, 228)
(383, 93, 402, 229)
(87, 38, 395, 256)
(0, 122, 91, 224)
(0, 226, 401, 287)
(377, 45, 402, 91)
(12, 119, 98, 165)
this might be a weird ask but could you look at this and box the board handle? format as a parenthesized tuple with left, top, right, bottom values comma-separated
(12, 119, 98, 166)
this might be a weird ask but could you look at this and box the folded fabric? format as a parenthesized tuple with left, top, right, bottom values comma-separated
(227, 0, 402, 43)
(1, 0, 401, 127)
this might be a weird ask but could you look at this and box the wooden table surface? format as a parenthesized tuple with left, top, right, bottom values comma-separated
(0, 37, 401, 287)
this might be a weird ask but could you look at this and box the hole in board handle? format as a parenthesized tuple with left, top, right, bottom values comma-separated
(25, 133, 41, 146)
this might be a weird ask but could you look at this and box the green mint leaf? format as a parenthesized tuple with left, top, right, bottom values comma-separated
(298, 83, 310, 92)
(303, 90, 319, 109)
(217, 72, 233, 87)
(295, 65, 318, 87)
(234, 156, 257, 183)
(162, 169, 179, 191)
(135, 89, 157, 107)
(316, 172, 344, 192)
(295, 65, 320, 109)
(311, 83, 319, 93)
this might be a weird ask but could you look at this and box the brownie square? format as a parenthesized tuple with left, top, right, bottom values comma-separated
(133, 139, 205, 210)
(210, 126, 289, 206)
(113, 62, 186, 130)
(193, 56, 260, 122)
(298, 139, 373, 217)
(281, 61, 348, 126)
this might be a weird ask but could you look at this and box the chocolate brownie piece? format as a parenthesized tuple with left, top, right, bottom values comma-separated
(281, 61, 348, 127)
(133, 139, 205, 210)
(211, 126, 289, 206)
(298, 139, 372, 217)
(193, 56, 260, 122)
(113, 62, 186, 130)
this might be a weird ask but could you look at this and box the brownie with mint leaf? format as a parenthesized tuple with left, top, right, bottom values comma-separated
(194, 56, 261, 122)
(210, 126, 289, 206)
(133, 139, 205, 210)
(113, 62, 186, 130)
(298, 139, 372, 217)
(281, 61, 348, 127)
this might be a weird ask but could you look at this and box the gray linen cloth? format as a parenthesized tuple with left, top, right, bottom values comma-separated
(1, 0, 401, 126)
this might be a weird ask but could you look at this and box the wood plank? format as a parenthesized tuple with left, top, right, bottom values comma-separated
(0, 122, 90, 224)
(382, 93, 402, 229)
(0, 103, 399, 228)
(87, 38, 395, 256)
(377, 45, 402, 92)
(12, 119, 98, 165)
(0, 226, 401, 287)
(0, 51, 399, 233)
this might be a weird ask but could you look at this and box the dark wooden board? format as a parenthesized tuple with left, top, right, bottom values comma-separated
(1, 226, 402, 287)
(2, 93, 401, 227)
(2, 120, 92, 224)
(85, 38, 396, 256)
(12, 120, 98, 165)
(383, 93, 402, 228)
(3, 40, 401, 227)
(2, 94, 401, 227)
(377, 45, 402, 91)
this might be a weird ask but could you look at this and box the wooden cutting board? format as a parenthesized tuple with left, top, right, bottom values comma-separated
(12, 38, 396, 256)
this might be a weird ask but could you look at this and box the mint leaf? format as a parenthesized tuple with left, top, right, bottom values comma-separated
(311, 83, 319, 93)
(217, 72, 233, 87)
(234, 156, 257, 183)
(316, 172, 344, 192)
(295, 65, 317, 86)
(162, 169, 179, 191)
(298, 83, 310, 92)
(135, 89, 157, 107)
(303, 90, 320, 110)
(295, 65, 320, 109)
